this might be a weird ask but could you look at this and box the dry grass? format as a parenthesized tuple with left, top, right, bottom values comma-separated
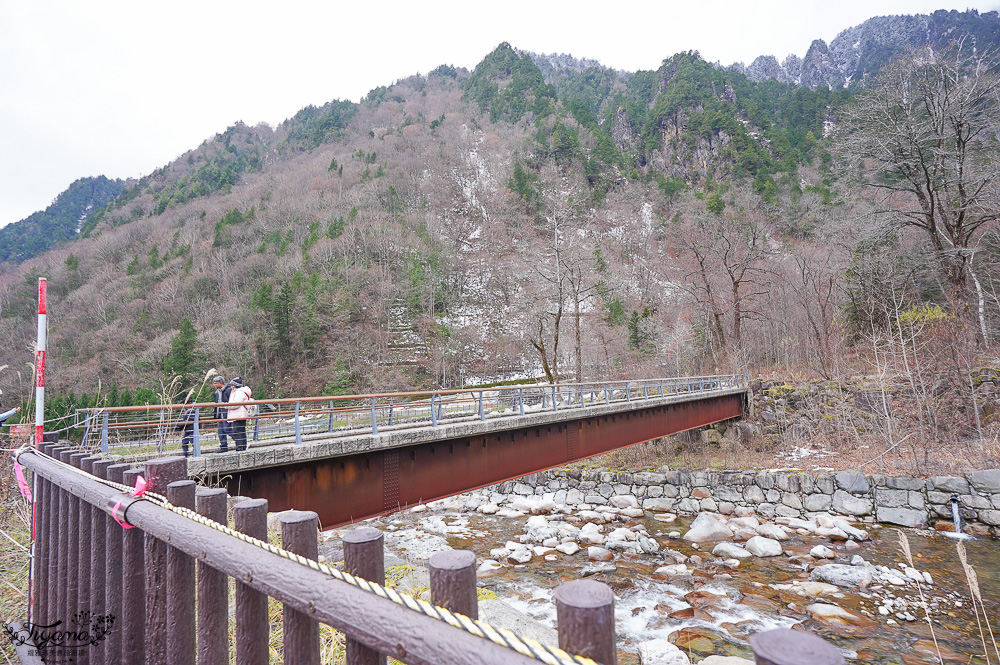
(957, 540, 1000, 664)
(0, 451, 32, 664)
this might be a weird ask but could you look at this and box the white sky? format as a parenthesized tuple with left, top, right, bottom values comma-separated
(2, 1, 997, 228)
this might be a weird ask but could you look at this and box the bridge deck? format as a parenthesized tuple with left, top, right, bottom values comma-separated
(190, 387, 747, 528)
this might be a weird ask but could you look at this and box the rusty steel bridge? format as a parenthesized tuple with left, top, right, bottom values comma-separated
(76, 376, 749, 528)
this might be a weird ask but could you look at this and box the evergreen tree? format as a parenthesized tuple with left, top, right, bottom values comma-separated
(163, 318, 199, 383)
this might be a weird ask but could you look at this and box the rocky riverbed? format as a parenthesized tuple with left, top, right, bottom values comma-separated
(318, 488, 1000, 665)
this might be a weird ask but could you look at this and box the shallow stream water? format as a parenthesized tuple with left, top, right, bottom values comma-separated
(365, 508, 1000, 665)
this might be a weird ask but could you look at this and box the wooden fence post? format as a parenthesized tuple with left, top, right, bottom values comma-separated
(90, 458, 112, 665)
(167, 480, 197, 665)
(143, 457, 187, 665)
(554, 580, 617, 665)
(281, 511, 321, 665)
(121, 467, 146, 665)
(64, 452, 85, 638)
(54, 447, 71, 655)
(34, 443, 53, 632)
(429, 550, 478, 619)
(343, 528, 386, 665)
(233, 498, 269, 665)
(76, 455, 94, 665)
(749, 628, 846, 665)
(196, 488, 229, 665)
(105, 463, 130, 664)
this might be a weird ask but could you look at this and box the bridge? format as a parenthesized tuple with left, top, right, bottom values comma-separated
(76, 376, 749, 528)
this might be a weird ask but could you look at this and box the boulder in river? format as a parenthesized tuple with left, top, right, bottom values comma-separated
(810, 563, 873, 588)
(654, 564, 689, 576)
(555, 542, 580, 555)
(728, 516, 760, 530)
(637, 638, 691, 664)
(580, 562, 616, 576)
(730, 526, 757, 542)
(507, 548, 532, 564)
(639, 536, 659, 554)
(667, 606, 714, 622)
(815, 526, 849, 541)
(477, 559, 503, 574)
(531, 499, 557, 514)
(755, 524, 790, 541)
(806, 602, 878, 633)
(588, 546, 614, 562)
(683, 513, 733, 543)
(794, 581, 840, 597)
(745, 536, 783, 557)
(608, 527, 637, 541)
(712, 542, 752, 559)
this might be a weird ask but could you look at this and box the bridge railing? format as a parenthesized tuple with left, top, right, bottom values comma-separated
(72, 375, 747, 460)
(13, 444, 847, 665)
(14, 446, 618, 665)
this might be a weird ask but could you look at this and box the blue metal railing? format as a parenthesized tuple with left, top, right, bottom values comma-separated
(72, 374, 747, 459)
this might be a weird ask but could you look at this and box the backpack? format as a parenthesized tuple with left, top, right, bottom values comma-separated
(241, 387, 258, 418)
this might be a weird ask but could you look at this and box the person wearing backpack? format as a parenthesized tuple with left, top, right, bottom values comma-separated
(174, 395, 197, 457)
(227, 376, 253, 452)
(212, 376, 233, 453)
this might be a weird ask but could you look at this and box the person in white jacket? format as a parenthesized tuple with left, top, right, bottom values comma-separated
(226, 376, 253, 452)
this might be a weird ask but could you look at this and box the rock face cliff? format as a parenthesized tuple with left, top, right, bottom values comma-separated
(829, 14, 927, 86)
(745, 56, 787, 83)
(800, 40, 846, 90)
(735, 9, 1000, 89)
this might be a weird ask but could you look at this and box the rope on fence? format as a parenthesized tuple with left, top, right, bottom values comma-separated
(18, 446, 600, 665)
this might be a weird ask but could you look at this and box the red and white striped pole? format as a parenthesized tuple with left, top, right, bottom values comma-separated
(35, 277, 46, 448)
(27, 277, 46, 628)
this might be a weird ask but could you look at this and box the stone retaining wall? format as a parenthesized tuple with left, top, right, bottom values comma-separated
(491, 467, 1000, 536)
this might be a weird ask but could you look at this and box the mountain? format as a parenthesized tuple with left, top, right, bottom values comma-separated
(12, 9, 998, 268)
(734, 9, 1000, 89)
(0, 176, 126, 263)
(1, 11, 996, 410)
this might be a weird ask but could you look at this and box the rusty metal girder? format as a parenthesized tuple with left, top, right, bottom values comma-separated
(224, 392, 745, 529)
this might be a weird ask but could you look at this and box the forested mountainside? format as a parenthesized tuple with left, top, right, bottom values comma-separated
(733, 9, 1000, 89)
(0, 176, 126, 263)
(1, 17, 998, 418)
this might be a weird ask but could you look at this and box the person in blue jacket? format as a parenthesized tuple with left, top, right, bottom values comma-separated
(0, 398, 21, 426)
(211, 376, 233, 453)
(173, 395, 197, 457)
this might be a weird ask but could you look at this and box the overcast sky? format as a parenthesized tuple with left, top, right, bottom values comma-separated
(2, 1, 997, 228)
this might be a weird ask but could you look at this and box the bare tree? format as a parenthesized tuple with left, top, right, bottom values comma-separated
(672, 193, 774, 361)
(835, 44, 1000, 341)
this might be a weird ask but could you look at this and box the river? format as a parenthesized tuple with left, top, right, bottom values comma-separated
(336, 503, 1000, 665)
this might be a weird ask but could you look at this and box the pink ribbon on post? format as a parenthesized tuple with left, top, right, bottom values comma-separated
(13, 460, 32, 502)
(112, 475, 148, 529)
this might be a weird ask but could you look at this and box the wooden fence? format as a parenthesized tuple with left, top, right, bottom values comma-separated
(12, 443, 845, 665)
